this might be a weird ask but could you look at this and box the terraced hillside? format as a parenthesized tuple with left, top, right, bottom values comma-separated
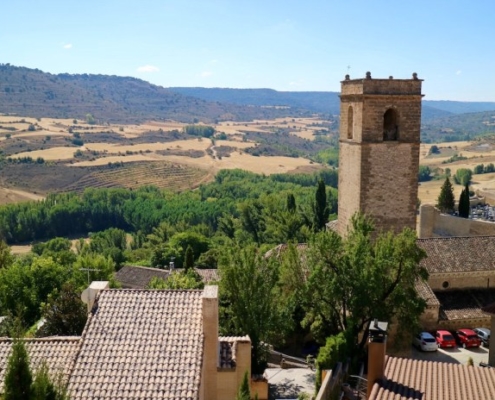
(62, 162, 211, 193)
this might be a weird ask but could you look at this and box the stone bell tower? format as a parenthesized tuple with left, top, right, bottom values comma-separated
(337, 72, 423, 236)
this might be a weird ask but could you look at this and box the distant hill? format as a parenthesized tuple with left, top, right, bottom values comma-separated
(168, 87, 340, 114)
(169, 87, 495, 119)
(0, 64, 308, 123)
(1, 64, 495, 142)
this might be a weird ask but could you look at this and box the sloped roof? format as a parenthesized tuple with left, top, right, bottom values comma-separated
(370, 356, 495, 400)
(435, 289, 495, 321)
(417, 236, 495, 274)
(195, 269, 220, 283)
(116, 266, 220, 289)
(0, 337, 81, 393)
(115, 265, 171, 288)
(68, 289, 204, 400)
(415, 280, 440, 307)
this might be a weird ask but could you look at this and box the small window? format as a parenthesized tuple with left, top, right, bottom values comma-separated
(347, 106, 354, 139)
(383, 108, 398, 141)
(442, 281, 449, 289)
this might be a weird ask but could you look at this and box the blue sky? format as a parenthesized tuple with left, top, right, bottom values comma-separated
(1, 0, 494, 101)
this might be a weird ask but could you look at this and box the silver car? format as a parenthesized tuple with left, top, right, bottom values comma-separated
(413, 332, 438, 352)
(473, 328, 491, 347)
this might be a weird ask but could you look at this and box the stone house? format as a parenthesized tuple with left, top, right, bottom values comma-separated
(0, 282, 256, 400)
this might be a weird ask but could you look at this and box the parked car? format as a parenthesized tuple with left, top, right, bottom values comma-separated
(473, 328, 491, 347)
(435, 330, 456, 349)
(455, 329, 482, 348)
(413, 332, 438, 352)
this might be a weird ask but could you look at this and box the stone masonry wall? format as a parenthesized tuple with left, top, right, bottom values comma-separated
(360, 142, 419, 233)
(419, 204, 495, 238)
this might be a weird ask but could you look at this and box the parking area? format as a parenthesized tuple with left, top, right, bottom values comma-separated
(411, 344, 489, 366)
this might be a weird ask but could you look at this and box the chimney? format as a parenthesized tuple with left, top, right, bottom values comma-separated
(367, 319, 388, 399)
(81, 281, 109, 313)
(202, 285, 219, 400)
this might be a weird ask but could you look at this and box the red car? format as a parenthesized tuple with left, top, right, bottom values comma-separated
(455, 329, 482, 348)
(436, 330, 456, 348)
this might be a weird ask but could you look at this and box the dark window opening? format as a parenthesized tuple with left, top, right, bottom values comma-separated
(383, 108, 398, 141)
(347, 106, 354, 139)
(442, 281, 449, 289)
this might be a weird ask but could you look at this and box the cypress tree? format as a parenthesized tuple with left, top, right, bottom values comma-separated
(313, 179, 329, 231)
(236, 370, 251, 400)
(31, 361, 57, 400)
(286, 193, 296, 213)
(4, 339, 32, 400)
(436, 177, 455, 213)
(184, 245, 194, 273)
(458, 184, 470, 218)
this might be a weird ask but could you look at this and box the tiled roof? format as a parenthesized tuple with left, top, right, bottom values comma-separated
(115, 265, 171, 288)
(68, 289, 204, 400)
(415, 280, 440, 307)
(326, 220, 338, 232)
(482, 302, 495, 315)
(0, 337, 81, 393)
(195, 269, 220, 283)
(417, 236, 495, 274)
(116, 266, 220, 288)
(370, 356, 495, 400)
(435, 289, 495, 321)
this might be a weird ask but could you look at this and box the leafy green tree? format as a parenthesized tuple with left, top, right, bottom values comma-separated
(236, 371, 251, 400)
(485, 163, 495, 173)
(454, 168, 472, 186)
(313, 180, 329, 231)
(85, 113, 96, 125)
(147, 270, 204, 289)
(184, 245, 194, 272)
(458, 184, 470, 219)
(0, 257, 71, 327)
(0, 239, 14, 269)
(437, 177, 455, 213)
(239, 201, 265, 244)
(418, 165, 431, 182)
(219, 245, 284, 374)
(37, 282, 87, 337)
(168, 231, 210, 260)
(293, 214, 427, 355)
(474, 164, 484, 174)
(428, 145, 440, 155)
(31, 361, 57, 400)
(4, 339, 32, 400)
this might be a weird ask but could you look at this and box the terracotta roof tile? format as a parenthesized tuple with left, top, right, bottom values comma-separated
(68, 289, 204, 400)
(116, 266, 220, 289)
(415, 280, 440, 307)
(0, 337, 81, 393)
(194, 269, 220, 283)
(435, 289, 495, 321)
(115, 266, 171, 288)
(370, 356, 495, 400)
(417, 236, 495, 274)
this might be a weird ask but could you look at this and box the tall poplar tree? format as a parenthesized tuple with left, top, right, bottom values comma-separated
(437, 177, 455, 213)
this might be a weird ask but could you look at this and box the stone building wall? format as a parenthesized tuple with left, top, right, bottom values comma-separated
(337, 74, 422, 235)
(419, 204, 495, 238)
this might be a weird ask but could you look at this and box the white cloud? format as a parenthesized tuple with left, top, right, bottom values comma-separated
(200, 71, 212, 77)
(63, 43, 72, 50)
(137, 65, 159, 73)
(456, 70, 462, 75)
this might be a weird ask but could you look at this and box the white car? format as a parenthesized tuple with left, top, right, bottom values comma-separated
(413, 332, 438, 352)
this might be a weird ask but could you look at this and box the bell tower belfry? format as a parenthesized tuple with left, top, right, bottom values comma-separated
(337, 72, 423, 235)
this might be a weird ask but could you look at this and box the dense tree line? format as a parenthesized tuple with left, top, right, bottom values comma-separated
(0, 169, 337, 244)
